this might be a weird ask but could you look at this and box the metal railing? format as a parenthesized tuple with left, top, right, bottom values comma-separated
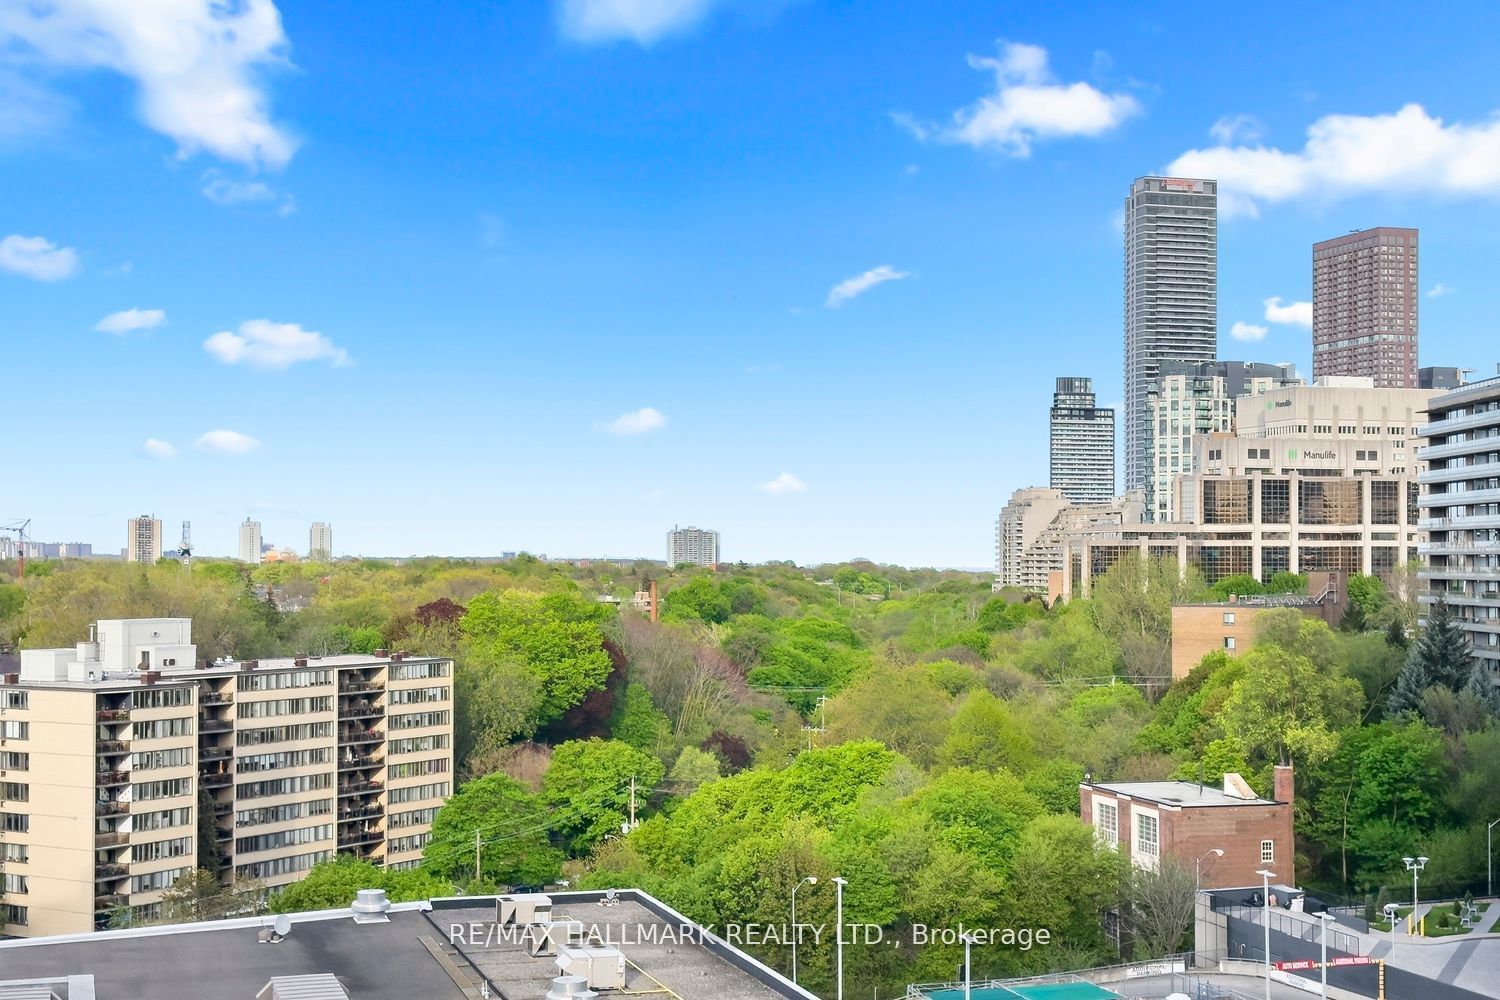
(1217, 904, 1362, 955)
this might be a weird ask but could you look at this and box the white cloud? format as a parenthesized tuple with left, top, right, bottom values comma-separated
(202, 175, 275, 204)
(96, 308, 166, 334)
(759, 472, 807, 494)
(1168, 103, 1500, 218)
(826, 265, 911, 308)
(1229, 321, 1269, 342)
(1263, 296, 1312, 328)
(141, 438, 176, 460)
(195, 429, 260, 454)
(606, 407, 668, 435)
(0, 0, 297, 169)
(898, 41, 1139, 156)
(1209, 114, 1265, 145)
(1427, 282, 1455, 298)
(557, 0, 714, 44)
(203, 319, 351, 370)
(0, 234, 78, 280)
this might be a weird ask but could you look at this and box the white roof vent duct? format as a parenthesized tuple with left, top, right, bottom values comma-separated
(544, 976, 598, 1000)
(350, 888, 391, 924)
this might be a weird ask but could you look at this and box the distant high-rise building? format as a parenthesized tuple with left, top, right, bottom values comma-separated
(1215, 361, 1302, 399)
(238, 518, 263, 564)
(1124, 176, 1219, 493)
(126, 515, 162, 563)
(1145, 363, 1234, 522)
(1049, 378, 1115, 504)
(309, 522, 333, 560)
(667, 526, 719, 568)
(1418, 366, 1468, 391)
(1313, 227, 1419, 387)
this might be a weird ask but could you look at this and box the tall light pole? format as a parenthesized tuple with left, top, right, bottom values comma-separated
(1317, 912, 1336, 998)
(790, 876, 817, 986)
(1383, 903, 1399, 960)
(1402, 855, 1428, 934)
(961, 931, 979, 1000)
(832, 876, 847, 1000)
(1196, 848, 1225, 891)
(1488, 818, 1499, 897)
(1256, 868, 1277, 1000)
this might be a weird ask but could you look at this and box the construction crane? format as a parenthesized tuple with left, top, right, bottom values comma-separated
(1, 519, 30, 579)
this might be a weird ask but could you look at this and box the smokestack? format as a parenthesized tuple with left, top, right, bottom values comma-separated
(1273, 763, 1294, 804)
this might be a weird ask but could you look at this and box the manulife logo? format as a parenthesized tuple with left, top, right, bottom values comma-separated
(1288, 449, 1297, 461)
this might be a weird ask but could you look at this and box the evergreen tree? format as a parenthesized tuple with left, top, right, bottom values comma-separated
(1385, 617, 1408, 649)
(1340, 601, 1367, 633)
(1388, 597, 1472, 714)
(1463, 660, 1500, 716)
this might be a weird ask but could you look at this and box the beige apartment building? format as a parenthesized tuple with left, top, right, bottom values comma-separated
(0, 618, 453, 937)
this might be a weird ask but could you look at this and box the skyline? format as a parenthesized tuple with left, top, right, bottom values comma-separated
(7, 3, 1500, 566)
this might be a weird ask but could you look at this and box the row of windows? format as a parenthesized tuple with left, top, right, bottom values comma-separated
(0, 904, 25, 926)
(3, 873, 26, 894)
(0, 721, 28, 740)
(2, 691, 28, 710)
(133, 836, 192, 863)
(237, 747, 332, 774)
(133, 777, 193, 801)
(131, 866, 190, 894)
(133, 747, 193, 771)
(389, 832, 431, 854)
(235, 823, 333, 856)
(238, 773, 333, 800)
(134, 807, 192, 832)
(389, 734, 450, 755)
(389, 781, 449, 805)
(133, 717, 193, 740)
(389, 758, 449, 780)
(240, 696, 332, 719)
(132, 688, 193, 709)
(0, 751, 26, 770)
(388, 806, 438, 829)
(388, 686, 448, 706)
(0, 812, 23, 833)
(388, 710, 449, 731)
(236, 849, 331, 881)
(391, 661, 451, 681)
(1, 842, 26, 863)
(236, 798, 333, 828)
(238, 669, 333, 692)
(238, 722, 334, 746)
(0, 781, 27, 802)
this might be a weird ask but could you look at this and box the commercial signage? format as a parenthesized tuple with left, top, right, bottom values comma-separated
(1161, 178, 1201, 192)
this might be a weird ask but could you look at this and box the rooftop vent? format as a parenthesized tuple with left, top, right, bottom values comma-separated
(255, 973, 351, 1000)
(293, 657, 308, 668)
(0, 674, 17, 685)
(544, 975, 599, 1000)
(350, 888, 391, 924)
(497, 892, 552, 926)
(241, 659, 259, 672)
(373, 648, 389, 659)
(556, 944, 626, 990)
(1222, 772, 1258, 800)
(139, 670, 161, 686)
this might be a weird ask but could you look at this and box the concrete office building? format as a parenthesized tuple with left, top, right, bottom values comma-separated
(126, 516, 162, 564)
(1313, 227, 1419, 388)
(1050, 377, 1116, 504)
(667, 526, 719, 568)
(1169, 579, 1344, 679)
(0, 618, 453, 937)
(995, 487, 1070, 590)
(1215, 360, 1302, 399)
(1123, 176, 1218, 494)
(238, 518, 262, 564)
(1232, 377, 1434, 456)
(310, 522, 334, 560)
(1419, 372, 1500, 679)
(1145, 363, 1234, 522)
(1420, 366, 1469, 391)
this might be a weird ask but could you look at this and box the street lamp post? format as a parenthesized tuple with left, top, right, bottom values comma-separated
(960, 932, 981, 1000)
(832, 876, 847, 1000)
(1402, 855, 1428, 934)
(1488, 818, 1499, 898)
(1317, 912, 1336, 998)
(1196, 848, 1225, 891)
(1256, 868, 1277, 1000)
(790, 876, 817, 986)
(1383, 903, 1399, 960)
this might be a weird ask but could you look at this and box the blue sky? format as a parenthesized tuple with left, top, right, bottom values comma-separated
(5, 1, 1500, 567)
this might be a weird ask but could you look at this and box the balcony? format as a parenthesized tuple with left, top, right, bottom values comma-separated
(199, 718, 232, 734)
(339, 753, 383, 771)
(339, 804, 384, 822)
(337, 828, 384, 849)
(339, 702, 383, 721)
(94, 893, 127, 910)
(338, 729, 382, 746)
(202, 771, 232, 788)
(95, 862, 128, 880)
(1422, 408, 1500, 437)
(95, 800, 128, 817)
(96, 770, 128, 787)
(200, 745, 231, 760)
(96, 740, 128, 755)
(338, 779, 382, 797)
(339, 681, 380, 694)
(96, 709, 130, 723)
(1421, 460, 1500, 486)
(95, 831, 129, 847)
(1420, 514, 1500, 531)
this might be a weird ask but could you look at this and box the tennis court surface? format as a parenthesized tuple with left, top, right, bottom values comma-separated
(919, 982, 1124, 1000)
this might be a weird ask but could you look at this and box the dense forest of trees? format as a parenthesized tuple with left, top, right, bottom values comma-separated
(2, 552, 1496, 994)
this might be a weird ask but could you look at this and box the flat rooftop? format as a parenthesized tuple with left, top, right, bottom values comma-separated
(1087, 780, 1278, 808)
(0, 906, 469, 1000)
(440, 896, 808, 1000)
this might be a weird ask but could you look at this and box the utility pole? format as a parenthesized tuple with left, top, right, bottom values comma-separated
(629, 775, 637, 831)
(475, 829, 481, 882)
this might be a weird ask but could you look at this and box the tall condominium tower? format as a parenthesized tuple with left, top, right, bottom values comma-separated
(1123, 177, 1219, 497)
(309, 522, 333, 560)
(126, 515, 162, 564)
(667, 526, 719, 568)
(1312, 227, 1418, 388)
(238, 518, 263, 564)
(1049, 377, 1115, 504)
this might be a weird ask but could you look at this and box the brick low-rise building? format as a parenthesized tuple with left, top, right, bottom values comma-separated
(1080, 768, 1295, 889)
(1169, 571, 1346, 678)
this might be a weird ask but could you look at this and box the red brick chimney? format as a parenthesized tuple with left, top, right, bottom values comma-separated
(1273, 763, 1294, 804)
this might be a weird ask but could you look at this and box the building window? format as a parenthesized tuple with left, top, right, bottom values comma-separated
(1261, 840, 1275, 864)
(1224, 636, 1237, 650)
(1095, 800, 1119, 847)
(1, 904, 26, 926)
(1136, 813, 1160, 858)
(1223, 612, 1236, 625)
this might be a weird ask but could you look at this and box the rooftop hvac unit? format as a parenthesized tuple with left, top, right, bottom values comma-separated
(497, 892, 552, 926)
(544, 976, 598, 1000)
(555, 944, 626, 990)
(524, 918, 589, 957)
